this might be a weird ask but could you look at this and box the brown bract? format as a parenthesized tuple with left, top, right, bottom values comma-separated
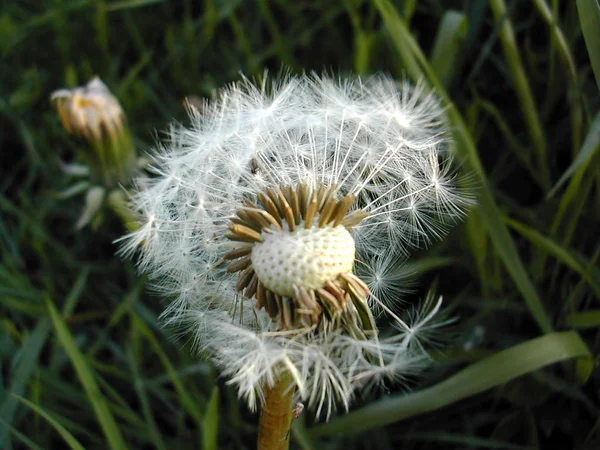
(224, 183, 374, 334)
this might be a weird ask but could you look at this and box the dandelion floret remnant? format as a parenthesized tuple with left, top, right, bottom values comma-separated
(225, 183, 372, 331)
(51, 77, 137, 187)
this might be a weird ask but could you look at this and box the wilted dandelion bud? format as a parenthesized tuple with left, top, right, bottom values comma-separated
(120, 74, 471, 427)
(51, 77, 136, 187)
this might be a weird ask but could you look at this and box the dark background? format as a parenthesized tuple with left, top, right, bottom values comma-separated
(1, 0, 599, 449)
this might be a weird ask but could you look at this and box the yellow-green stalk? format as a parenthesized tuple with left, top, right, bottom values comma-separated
(257, 371, 296, 450)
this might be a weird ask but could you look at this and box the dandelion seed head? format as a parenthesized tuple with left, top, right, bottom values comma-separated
(119, 72, 471, 419)
(251, 225, 355, 297)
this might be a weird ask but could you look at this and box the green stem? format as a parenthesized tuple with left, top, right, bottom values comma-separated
(257, 371, 295, 450)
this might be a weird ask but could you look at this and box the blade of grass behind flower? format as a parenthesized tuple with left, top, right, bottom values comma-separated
(257, 0, 297, 69)
(13, 395, 85, 450)
(292, 414, 317, 450)
(0, 194, 71, 259)
(105, 0, 166, 12)
(228, 13, 259, 75)
(505, 217, 600, 299)
(489, 0, 549, 187)
(0, 298, 45, 316)
(0, 418, 45, 450)
(464, 205, 496, 296)
(38, 369, 105, 440)
(406, 256, 456, 275)
(95, 0, 109, 54)
(429, 10, 468, 87)
(46, 297, 127, 450)
(531, 114, 600, 276)
(577, 0, 600, 90)
(116, 51, 153, 97)
(565, 311, 600, 329)
(126, 346, 168, 450)
(402, 432, 535, 449)
(373, 0, 421, 78)
(132, 314, 205, 426)
(62, 269, 89, 315)
(373, 0, 553, 333)
(0, 318, 51, 447)
(343, 0, 373, 74)
(474, 97, 542, 184)
(202, 387, 220, 450)
(108, 279, 144, 328)
(0, 215, 23, 265)
(2, 0, 96, 57)
(311, 331, 590, 436)
(548, 111, 600, 198)
(532, 0, 583, 151)
(203, 0, 218, 40)
(93, 375, 146, 429)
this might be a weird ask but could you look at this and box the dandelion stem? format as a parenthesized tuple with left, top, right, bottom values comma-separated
(257, 371, 295, 450)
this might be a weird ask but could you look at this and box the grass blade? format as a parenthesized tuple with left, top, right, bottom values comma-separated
(403, 432, 535, 449)
(105, 0, 166, 11)
(429, 10, 468, 87)
(489, 0, 549, 187)
(0, 418, 45, 450)
(132, 314, 205, 426)
(46, 297, 127, 450)
(126, 346, 167, 450)
(577, 0, 600, 90)
(565, 310, 600, 329)
(292, 415, 317, 450)
(312, 331, 590, 436)
(202, 387, 220, 450)
(533, 0, 583, 151)
(0, 318, 51, 447)
(373, 0, 553, 333)
(505, 217, 600, 298)
(548, 111, 600, 198)
(13, 395, 86, 450)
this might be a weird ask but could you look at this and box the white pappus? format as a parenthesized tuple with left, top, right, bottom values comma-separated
(119, 73, 471, 419)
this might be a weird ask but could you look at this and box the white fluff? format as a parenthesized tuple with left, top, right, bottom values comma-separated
(119, 73, 471, 419)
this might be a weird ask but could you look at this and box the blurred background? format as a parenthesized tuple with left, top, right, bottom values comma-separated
(1, 0, 599, 449)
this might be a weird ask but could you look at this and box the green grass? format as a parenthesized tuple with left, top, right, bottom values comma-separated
(1, 1, 599, 449)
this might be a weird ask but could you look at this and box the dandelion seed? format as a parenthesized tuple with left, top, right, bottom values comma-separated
(119, 73, 471, 447)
